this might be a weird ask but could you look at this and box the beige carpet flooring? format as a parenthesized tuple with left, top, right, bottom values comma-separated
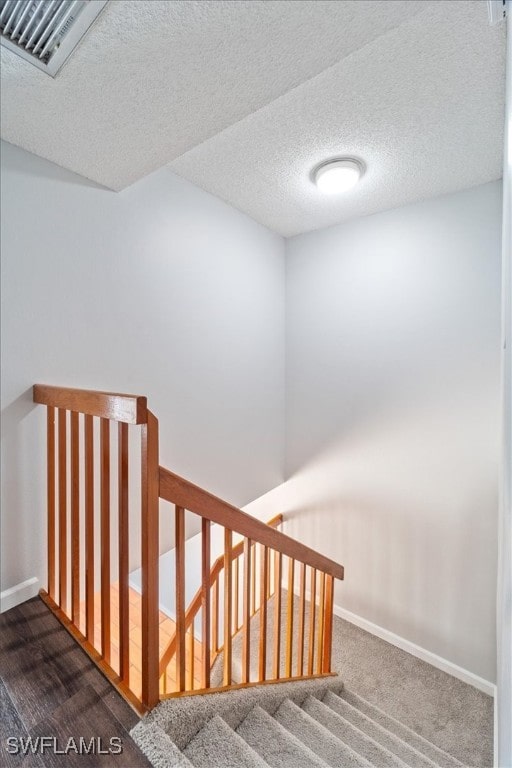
(226, 590, 494, 767)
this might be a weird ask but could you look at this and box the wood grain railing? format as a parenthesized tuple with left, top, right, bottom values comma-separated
(34, 384, 159, 712)
(157, 467, 343, 697)
(158, 513, 283, 692)
(33, 384, 344, 713)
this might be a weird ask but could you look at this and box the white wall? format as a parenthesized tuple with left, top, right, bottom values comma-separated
(497, 9, 511, 766)
(0, 140, 285, 595)
(247, 182, 502, 683)
(1, 140, 503, 689)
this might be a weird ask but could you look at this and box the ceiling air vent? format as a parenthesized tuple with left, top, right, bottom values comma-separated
(0, 0, 107, 76)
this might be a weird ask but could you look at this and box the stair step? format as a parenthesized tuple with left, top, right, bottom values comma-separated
(303, 695, 407, 767)
(236, 705, 329, 768)
(130, 721, 194, 768)
(274, 698, 372, 768)
(340, 690, 464, 768)
(183, 714, 269, 768)
(323, 691, 439, 768)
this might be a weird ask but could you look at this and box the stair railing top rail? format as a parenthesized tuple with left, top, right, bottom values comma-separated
(159, 466, 344, 581)
(33, 384, 148, 424)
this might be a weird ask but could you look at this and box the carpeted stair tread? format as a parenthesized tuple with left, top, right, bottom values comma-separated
(236, 705, 329, 768)
(183, 714, 270, 768)
(274, 698, 372, 768)
(130, 721, 194, 768)
(322, 691, 439, 768)
(302, 695, 408, 767)
(340, 690, 464, 767)
(140, 677, 341, 750)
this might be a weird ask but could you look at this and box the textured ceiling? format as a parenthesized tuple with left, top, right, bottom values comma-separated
(170, 1, 506, 236)
(0, 0, 506, 235)
(0, 0, 428, 190)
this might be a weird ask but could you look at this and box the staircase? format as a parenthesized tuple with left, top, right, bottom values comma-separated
(131, 681, 464, 768)
(31, 384, 483, 767)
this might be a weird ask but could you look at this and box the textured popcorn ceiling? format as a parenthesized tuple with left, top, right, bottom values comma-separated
(170, 1, 506, 236)
(0, 0, 506, 235)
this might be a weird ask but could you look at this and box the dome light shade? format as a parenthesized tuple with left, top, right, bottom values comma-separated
(313, 158, 364, 194)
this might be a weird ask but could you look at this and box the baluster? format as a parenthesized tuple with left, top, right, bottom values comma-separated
(322, 575, 335, 673)
(297, 562, 306, 676)
(234, 555, 239, 632)
(187, 618, 194, 691)
(223, 529, 233, 686)
(242, 538, 251, 683)
(267, 549, 272, 600)
(285, 558, 295, 677)
(118, 422, 129, 683)
(316, 571, 326, 674)
(175, 505, 186, 692)
(258, 545, 268, 681)
(47, 407, 56, 600)
(141, 411, 160, 709)
(251, 542, 256, 616)
(70, 411, 80, 626)
(201, 518, 211, 689)
(308, 568, 317, 675)
(273, 550, 282, 679)
(100, 418, 111, 664)
(58, 409, 67, 613)
(212, 578, 219, 656)
(84, 415, 94, 642)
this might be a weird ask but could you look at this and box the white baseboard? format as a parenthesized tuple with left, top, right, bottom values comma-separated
(0, 577, 40, 613)
(334, 602, 497, 698)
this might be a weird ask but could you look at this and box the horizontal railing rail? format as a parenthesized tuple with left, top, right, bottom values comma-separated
(159, 467, 344, 580)
(33, 384, 148, 424)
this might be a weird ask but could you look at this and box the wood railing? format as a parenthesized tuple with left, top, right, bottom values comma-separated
(33, 384, 344, 713)
(33, 384, 160, 712)
(158, 513, 283, 693)
(158, 467, 343, 698)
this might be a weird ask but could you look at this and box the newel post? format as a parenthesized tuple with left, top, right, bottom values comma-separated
(141, 410, 160, 709)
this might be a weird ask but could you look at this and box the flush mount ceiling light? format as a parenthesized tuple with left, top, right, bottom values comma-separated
(312, 157, 365, 194)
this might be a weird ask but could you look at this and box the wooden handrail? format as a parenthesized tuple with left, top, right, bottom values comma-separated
(159, 467, 344, 580)
(158, 515, 283, 677)
(33, 384, 148, 424)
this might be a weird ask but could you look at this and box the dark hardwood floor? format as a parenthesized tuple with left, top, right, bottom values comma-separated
(0, 597, 152, 767)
